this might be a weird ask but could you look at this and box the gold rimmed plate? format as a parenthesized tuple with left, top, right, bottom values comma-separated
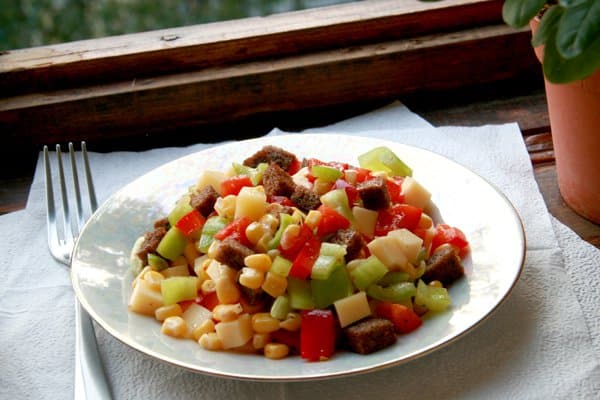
(71, 134, 525, 381)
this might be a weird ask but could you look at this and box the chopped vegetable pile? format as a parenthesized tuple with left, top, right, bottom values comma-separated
(128, 145, 469, 361)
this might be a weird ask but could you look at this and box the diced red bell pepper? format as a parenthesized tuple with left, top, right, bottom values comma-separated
(316, 205, 351, 236)
(271, 329, 300, 353)
(287, 158, 302, 175)
(385, 178, 405, 204)
(431, 224, 469, 257)
(334, 179, 359, 205)
(374, 204, 422, 236)
(269, 195, 296, 207)
(214, 216, 253, 247)
(375, 301, 422, 334)
(279, 223, 315, 260)
(353, 167, 373, 183)
(220, 175, 253, 197)
(198, 291, 219, 311)
(289, 235, 321, 280)
(175, 209, 206, 237)
(300, 309, 336, 361)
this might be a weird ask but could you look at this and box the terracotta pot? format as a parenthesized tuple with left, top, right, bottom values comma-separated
(530, 18, 600, 224)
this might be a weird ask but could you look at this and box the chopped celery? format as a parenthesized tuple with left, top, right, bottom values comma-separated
(366, 281, 416, 303)
(311, 265, 353, 309)
(318, 242, 347, 261)
(232, 162, 268, 186)
(320, 189, 355, 224)
(270, 255, 293, 277)
(268, 213, 294, 250)
(310, 254, 337, 280)
(358, 146, 412, 177)
(415, 279, 451, 312)
(288, 278, 314, 310)
(377, 271, 410, 286)
(349, 255, 388, 290)
(156, 227, 188, 261)
(311, 165, 343, 182)
(161, 276, 198, 305)
(270, 295, 291, 320)
(147, 253, 169, 271)
(197, 216, 229, 253)
(167, 196, 194, 227)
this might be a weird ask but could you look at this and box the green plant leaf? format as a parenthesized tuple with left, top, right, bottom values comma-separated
(559, 0, 588, 7)
(543, 30, 600, 83)
(532, 5, 563, 47)
(556, 0, 600, 59)
(503, 0, 548, 28)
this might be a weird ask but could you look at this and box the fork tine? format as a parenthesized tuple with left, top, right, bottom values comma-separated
(81, 141, 98, 213)
(43, 146, 59, 253)
(68, 142, 84, 234)
(56, 144, 74, 250)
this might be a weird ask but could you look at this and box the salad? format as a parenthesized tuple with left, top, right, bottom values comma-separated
(128, 145, 469, 361)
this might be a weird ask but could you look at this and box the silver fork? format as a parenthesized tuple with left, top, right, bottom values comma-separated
(44, 142, 113, 400)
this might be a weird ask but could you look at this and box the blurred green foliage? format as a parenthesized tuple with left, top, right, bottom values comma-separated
(0, 0, 354, 51)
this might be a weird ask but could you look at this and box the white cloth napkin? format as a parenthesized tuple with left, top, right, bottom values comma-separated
(1, 102, 598, 400)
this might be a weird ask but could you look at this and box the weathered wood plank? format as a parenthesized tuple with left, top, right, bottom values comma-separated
(0, 0, 504, 95)
(1, 25, 538, 147)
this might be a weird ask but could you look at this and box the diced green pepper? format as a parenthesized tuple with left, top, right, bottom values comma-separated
(310, 254, 337, 280)
(288, 278, 314, 310)
(318, 242, 347, 261)
(377, 271, 410, 286)
(366, 281, 416, 303)
(270, 295, 291, 320)
(268, 213, 294, 250)
(358, 146, 412, 177)
(270, 255, 293, 277)
(311, 265, 353, 309)
(197, 216, 229, 253)
(167, 197, 194, 227)
(147, 253, 169, 271)
(156, 227, 188, 261)
(320, 189, 355, 224)
(349, 255, 388, 290)
(161, 276, 198, 305)
(311, 165, 343, 182)
(232, 162, 268, 186)
(415, 279, 451, 312)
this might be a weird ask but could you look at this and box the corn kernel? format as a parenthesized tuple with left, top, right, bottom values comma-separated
(344, 169, 358, 185)
(260, 213, 279, 233)
(201, 279, 216, 295)
(199, 332, 223, 350)
(313, 179, 333, 195)
(264, 343, 289, 360)
(254, 233, 272, 253)
(184, 241, 200, 265)
(261, 272, 288, 298)
(304, 210, 322, 230)
(215, 277, 241, 304)
(132, 266, 153, 288)
(191, 319, 216, 341)
(171, 255, 188, 267)
(251, 313, 281, 334)
(207, 239, 221, 259)
(252, 333, 271, 350)
(161, 316, 187, 338)
(154, 304, 183, 321)
(279, 224, 300, 250)
(279, 312, 301, 332)
(142, 270, 165, 291)
(418, 213, 433, 229)
(193, 255, 210, 278)
(213, 303, 243, 322)
(428, 280, 444, 288)
(244, 254, 272, 272)
(214, 195, 236, 219)
(239, 267, 265, 290)
(245, 222, 265, 245)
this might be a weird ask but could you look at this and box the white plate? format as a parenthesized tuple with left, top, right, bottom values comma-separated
(71, 134, 525, 381)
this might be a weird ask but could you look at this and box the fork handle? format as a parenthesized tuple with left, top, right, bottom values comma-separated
(75, 300, 113, 399)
